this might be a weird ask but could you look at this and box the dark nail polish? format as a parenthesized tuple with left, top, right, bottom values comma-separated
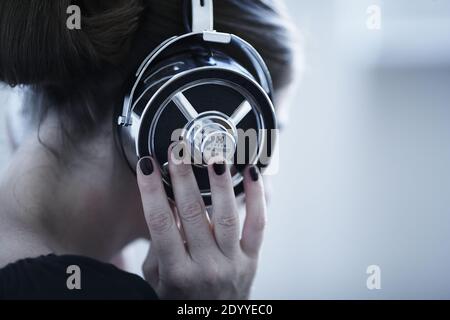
(213, 163, 226, 176)
(140, 158, 154, 176)
(249, 166, 259, 182)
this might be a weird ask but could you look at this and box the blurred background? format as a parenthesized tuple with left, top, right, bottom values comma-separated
(1, 0, 450, 299)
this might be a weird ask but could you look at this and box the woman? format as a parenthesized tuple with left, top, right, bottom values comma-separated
(0, 0, 297, 299)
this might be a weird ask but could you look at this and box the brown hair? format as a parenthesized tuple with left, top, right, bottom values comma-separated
(0, 0, 298, 140)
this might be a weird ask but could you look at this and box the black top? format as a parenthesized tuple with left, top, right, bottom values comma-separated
(0, 254, 158, 300)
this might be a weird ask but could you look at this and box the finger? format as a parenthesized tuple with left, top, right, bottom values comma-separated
(142, 250, 159, 288)
(241, 166, 267, 258)
(137, 157, 187, 265)
(207, 162, 240, 257)
(168, 144, 216, 256)
(171, 205, 188, 243)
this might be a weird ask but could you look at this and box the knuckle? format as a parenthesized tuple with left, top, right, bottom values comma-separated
(147, 208, 173, 234)
(173, 163, 192, 178)
(167, 268, 192, 289)
(212, 175, 230, 189)
(201, 264, 220, 286)
(217, 213, 239, 229)
(179, 200, 204, 223)
(252, 214, 267, 232)
(139, 178, 160, 194)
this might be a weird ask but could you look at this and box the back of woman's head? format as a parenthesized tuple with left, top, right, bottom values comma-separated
(0, 0, 298, 140)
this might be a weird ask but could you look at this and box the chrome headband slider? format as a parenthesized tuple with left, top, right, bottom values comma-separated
(192, 0, 214, 32)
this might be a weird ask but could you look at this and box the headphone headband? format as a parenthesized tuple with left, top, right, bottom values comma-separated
(192, 0, 214, 32)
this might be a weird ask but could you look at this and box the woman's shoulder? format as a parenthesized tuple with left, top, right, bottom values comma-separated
(0, 254, 158, 300)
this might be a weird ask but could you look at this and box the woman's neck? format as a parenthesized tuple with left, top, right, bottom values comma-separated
(0, 120, 146, 267)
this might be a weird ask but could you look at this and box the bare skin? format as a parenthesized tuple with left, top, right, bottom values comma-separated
(0, 112, 267, 299)
(0, 114, 147, 266)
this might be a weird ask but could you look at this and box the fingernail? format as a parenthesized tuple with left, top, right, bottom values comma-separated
(140, 158, 154, 176)
(213, 163, 226, 176)
(249, 166, 259, 182)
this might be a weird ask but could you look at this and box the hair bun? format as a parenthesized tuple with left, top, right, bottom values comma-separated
(0, 0, 144, 87)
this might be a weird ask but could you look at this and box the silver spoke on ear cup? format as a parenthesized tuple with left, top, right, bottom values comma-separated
(230, 100, 252, 126)
(172, 92, 199, 122)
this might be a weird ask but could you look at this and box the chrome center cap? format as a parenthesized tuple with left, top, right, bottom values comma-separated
(184, 113, 238, 166)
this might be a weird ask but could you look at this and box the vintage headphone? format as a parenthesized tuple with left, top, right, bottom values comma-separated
(117, 0, 278, 205)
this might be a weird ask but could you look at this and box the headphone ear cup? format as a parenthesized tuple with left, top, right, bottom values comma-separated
(219, 36, 274, 99)
(118, 33, 277, 205)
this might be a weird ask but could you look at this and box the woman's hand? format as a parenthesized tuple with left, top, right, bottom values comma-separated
(136, 146, 267, 300)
